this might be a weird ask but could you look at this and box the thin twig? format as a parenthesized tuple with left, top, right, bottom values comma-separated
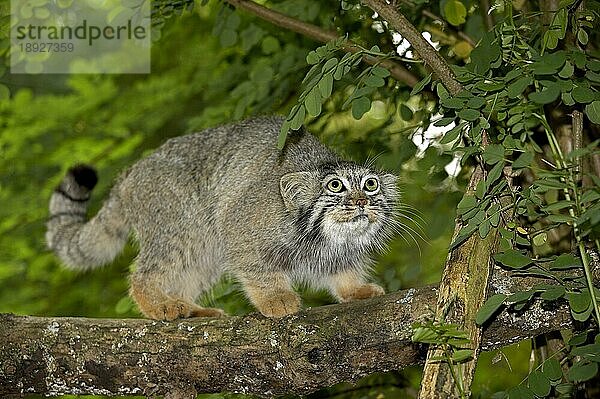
(572, 110, 583, 184)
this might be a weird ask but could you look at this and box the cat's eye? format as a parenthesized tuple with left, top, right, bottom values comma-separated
(327, 178, 345, 193)
(364, 178, 379, 192)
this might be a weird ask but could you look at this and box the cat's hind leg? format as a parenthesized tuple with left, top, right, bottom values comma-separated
(130, 249, 224, 321)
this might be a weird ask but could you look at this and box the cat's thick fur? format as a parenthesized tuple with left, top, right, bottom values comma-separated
(46, 116, 399, 320)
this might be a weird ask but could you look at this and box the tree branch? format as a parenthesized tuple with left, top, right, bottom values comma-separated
(1, 278, 572, 397)
(223, 0, 419, 87)
(361, 0, 463, 95)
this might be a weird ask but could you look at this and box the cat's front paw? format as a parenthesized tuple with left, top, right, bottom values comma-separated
(338, 283, 385, 302)
(252, 290, 301, 318)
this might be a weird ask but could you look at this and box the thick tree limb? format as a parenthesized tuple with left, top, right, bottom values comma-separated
(223, 0, 419, 87)
(0, 279, 572, 397)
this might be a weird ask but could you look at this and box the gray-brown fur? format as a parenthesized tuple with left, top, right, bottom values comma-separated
(47, 116, 400, 319)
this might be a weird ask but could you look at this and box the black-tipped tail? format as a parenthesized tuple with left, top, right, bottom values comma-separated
(69, 164, 98, 191)
(47, 165, 129, 270)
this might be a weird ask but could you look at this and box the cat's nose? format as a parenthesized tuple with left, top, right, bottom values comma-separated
(355, 198, 368, 207)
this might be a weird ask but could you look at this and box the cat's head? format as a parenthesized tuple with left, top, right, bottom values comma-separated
(280, 162, 399, 248)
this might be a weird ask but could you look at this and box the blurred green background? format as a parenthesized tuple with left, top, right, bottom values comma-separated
(0, 2, 530, 397)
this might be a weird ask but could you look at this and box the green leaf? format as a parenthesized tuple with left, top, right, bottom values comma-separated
(540, 286, 565, 301)
(434, 117, 456, 127)
(580, 189, 600, 204)
(486, 161, 504, 186)
(543, 200, 574, 211)
(318, 74, 334, 98)
(304, 88, 322, 117)
(584, 101, 600, 125)
(469, 32, 500, 74)
(441, 97, 465, 109)
(444, 0, 467, 26)
(546, 214, 574, 223)
(572, 86, 595, 104)
(322, 57, 338, 73)
(467, 96, 486, 109)
(569, 332, 589, 346)
(577, 29, 589, 45)
(483, 144, 505, 165)
(278, 119, 291, 150)
(451, 349, 473, 362)
(588, 59, 600, 72)
(535, 178, 567, 190)
(528, 369, 551, 397)
(562, 91, 576, 106)
(512, 152, 534, 169)
(542, 11, 567, 50)
(529, 84, 561, 104)
(586, 70, 600, 83)
(542, 358, 563, 382)
(458, 108, 480, 121)
(493, 249, 532, 269)
(440, 124, 463, 145)
(507, 385, 535, 399)
(476, 293, 507, 325)
(567, 290, 591, 313)
(551, 253, 582, 269)
(457, 195, 478, 215)
(411, 73, 432, 95)
(475, 180, 485, 199)
(533, 51, 567, 75)
(351, 97, 371, 119)
(507, 76, 532, 98)
(571, 343, 600, 361)
(559, 61, 574, 78)
(572, 51, 587, 69)
(555, 383, 574, 395)
(364, 75, 385, 88)
(289, 105, 306, 130)
(477, 81, 505, 91)
(220, 29, 238, 47)
(412, 326, 438, 343)
(372, 66, 390, 78)
(478, 220, 491, 239)
(261, 36, 280, 54)
(399, 104, 413, 121)
(568, 361, 598, 382)
(510, 289, 538, 304)
(306, 51, 320, 65)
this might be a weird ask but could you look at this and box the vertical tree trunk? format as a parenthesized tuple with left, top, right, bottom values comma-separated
(419, 167, 499, 398)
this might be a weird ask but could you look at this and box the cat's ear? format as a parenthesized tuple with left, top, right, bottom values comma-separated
(280, 172, 318, 210)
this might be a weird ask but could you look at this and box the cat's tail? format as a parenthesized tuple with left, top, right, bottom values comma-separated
(46, 165, 130, 270)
